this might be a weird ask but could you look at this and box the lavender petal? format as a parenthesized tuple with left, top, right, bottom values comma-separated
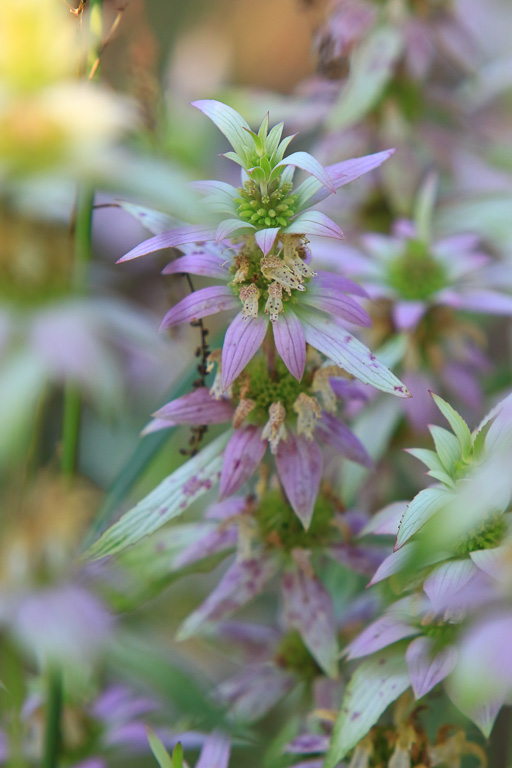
(154, 388, 233, 425)
(160, 287, 239, 330)
(177, 556, 278, 639)
(196, 731, 231, 768)
(276, 433, 323, 530)
(217, 663, 294, 722)
(347, 614, 419, 659)
(118, 226, 217, 263)
(222, 313, 269, 389)
(282, 568, 338, 678)
(162, 253, 230, 280)
(315, 413, 372, 467)
(273, 310, 306, 381)
(219, 426, 267, 499)
(255, 227, 281, 256)
(406, 637, 457, 699)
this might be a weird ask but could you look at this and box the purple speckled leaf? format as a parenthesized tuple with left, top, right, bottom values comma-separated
(324, 649, 409, 768)
(154, 388, 233, 425)
(347, 614, 419, 660)
(211, 620, 280, 658)
(217, 663, 294, 722)
(222, 313, 269, 389)
(117, 226, 217, 262)
(255, 227, 281, 255)
(406, 637, 457, 699)
(206, 496, 248, 520)
(160, 286, 239, 330)
(177, 556, 278, 639)
(276, 432, 322, 530)
(284, 211, 344, 240)
(315, 413, 372, 467)
(296, 308, 410, 397)
(87, 432, 229, 560)
(282, 568, 338, 677)
(196, 731, 231, 768)
(219, 426, 267, 499)
(286, 734, 331, 754)
(141, 417, 175, 436)
(303, 289, 371, 327)
(162, 253, 230, 280)
(273, 310, 306, 381)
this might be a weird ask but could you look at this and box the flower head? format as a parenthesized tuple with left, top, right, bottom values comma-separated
(119, 101, 409, 399)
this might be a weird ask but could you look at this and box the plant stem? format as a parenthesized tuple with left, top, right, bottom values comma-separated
(41, 667, 63, 768)
(61, 186, 94, 477)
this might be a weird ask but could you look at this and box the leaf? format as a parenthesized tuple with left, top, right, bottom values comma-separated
(324, 650, 410, 767)
(173, 743, 184, 768)
(192, 99, 252, 160)
(431, 394, 472, 459)
(147, 727, 174, 768)
(86, 432, 230, 560)
(327, 25, 403, 130)
(428, 426, 461, 474)
(395, 487, 450, 550)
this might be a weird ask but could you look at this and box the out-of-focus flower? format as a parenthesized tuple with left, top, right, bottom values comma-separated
(0, 0, 134, 177)
(0, 684, 206, 767)
(332, 219, 512, 333)
(119, 100, 410, 399)
(146, 354, 373, 526)
(0, 473, 112, 668)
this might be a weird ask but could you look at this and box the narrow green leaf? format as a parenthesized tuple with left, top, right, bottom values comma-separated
(172, 743, 184, 768)
(327, 26, 403, 130)
(147, 727, 173, 768)
(413, 172, 438, 243)
(407, 448, 445, 474)
(431, 394, 472, 458)
(324, 650, 410, 767)
(86, 431, 229, 560)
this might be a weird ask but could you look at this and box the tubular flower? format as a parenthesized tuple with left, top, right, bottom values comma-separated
(118, 100, 410, 399)
(144, 354, 375, 528)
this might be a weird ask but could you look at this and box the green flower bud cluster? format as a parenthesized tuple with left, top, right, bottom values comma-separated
(235, 179, 298, 229)
(387, 239, 447, 301)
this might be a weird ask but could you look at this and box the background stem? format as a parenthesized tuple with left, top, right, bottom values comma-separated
(41, 667, 63, 768)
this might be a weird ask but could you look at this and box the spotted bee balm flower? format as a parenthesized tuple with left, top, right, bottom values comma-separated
(119, 100, 410, 399)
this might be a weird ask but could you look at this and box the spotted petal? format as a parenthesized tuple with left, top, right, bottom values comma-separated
(160, 286, 239, 330)
(117, 225, 217, 263)
(275, 432, 323, 529)
(222, 313, 269, 389)
(347, 614, 419, 659)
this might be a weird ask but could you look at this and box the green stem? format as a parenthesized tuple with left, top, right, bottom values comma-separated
(61, 186, 94, 477)
(41, 667, 63, 768)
